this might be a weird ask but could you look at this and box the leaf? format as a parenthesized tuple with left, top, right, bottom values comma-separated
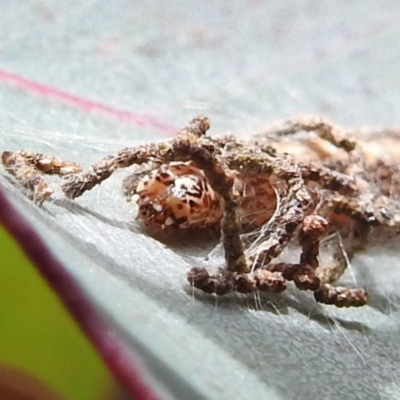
(1, 2, 400, 399)
(0, 224, 117, 400)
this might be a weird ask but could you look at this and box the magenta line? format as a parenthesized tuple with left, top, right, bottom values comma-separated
(0, 185, 161, 400)
(0, 69, 175, 134)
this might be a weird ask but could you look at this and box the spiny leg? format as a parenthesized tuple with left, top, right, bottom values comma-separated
(301, 219, 367, 307)
(234, 154, 313, 269)
(266, 215, 328, 291)
(188, 152, 312, 296)
(298, 161, 358, 196)
(328, 193, 396, 229)
(259, 115, 357, 153)
(61, 116, 211, 199)
(267, 215, 368, 307)
(225, 148, 369, 308)
(314, 285, 368, 307)
(61, 144, 167, 199)
(1, 150, 82, 203)
(172, 134, 247, 274)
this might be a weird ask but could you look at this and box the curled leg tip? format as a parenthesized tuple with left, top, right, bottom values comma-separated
(314, 284, 368, 307)
(187, 267, 234, 296)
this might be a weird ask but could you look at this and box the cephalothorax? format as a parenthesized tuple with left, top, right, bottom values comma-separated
(3, 115, 400, 308)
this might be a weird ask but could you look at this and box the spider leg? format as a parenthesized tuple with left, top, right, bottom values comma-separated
(227, 148, 369, 308)
(187, 264, 287, 296)
(265, 215, 327, 292)
(259, 115, 357, 153)
(61, 116, 211, 199)
(267, 214, 368, 307)
(237, 154, 313, 268)
(187, 152, 314, 297)
(314, 284, 368, 307)
(296, 214, 368, 307)
(299, 161, 358, 196)
(328, 193, 400, 230)
(61, 145, 167, 199)
(1, 150, 82, 203)
(185, 153, 289, 296)
(172, 132, 247, 274)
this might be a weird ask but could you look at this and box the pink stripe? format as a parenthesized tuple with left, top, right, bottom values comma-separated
(0, 68, 175, 134)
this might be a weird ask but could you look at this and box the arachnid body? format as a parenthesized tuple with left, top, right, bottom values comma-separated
(3, 115, 400, 308)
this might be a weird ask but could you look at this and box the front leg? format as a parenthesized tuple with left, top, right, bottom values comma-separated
(61, 116, 211, 199)
(1, 150, 82, 203)
(172, 136, 248, 274)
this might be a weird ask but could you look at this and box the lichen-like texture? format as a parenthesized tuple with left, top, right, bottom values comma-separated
(1, 1, 400, 400)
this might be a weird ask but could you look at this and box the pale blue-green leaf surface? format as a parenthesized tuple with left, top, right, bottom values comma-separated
(1, 1, 400, 399)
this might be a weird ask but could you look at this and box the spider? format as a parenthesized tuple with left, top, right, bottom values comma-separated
(3, 115, 400, 308)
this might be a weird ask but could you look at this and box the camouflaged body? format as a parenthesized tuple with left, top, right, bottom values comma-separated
(135, 161, 277, 230)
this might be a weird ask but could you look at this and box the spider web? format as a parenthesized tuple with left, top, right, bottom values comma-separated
(1, 1, 400, 399)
